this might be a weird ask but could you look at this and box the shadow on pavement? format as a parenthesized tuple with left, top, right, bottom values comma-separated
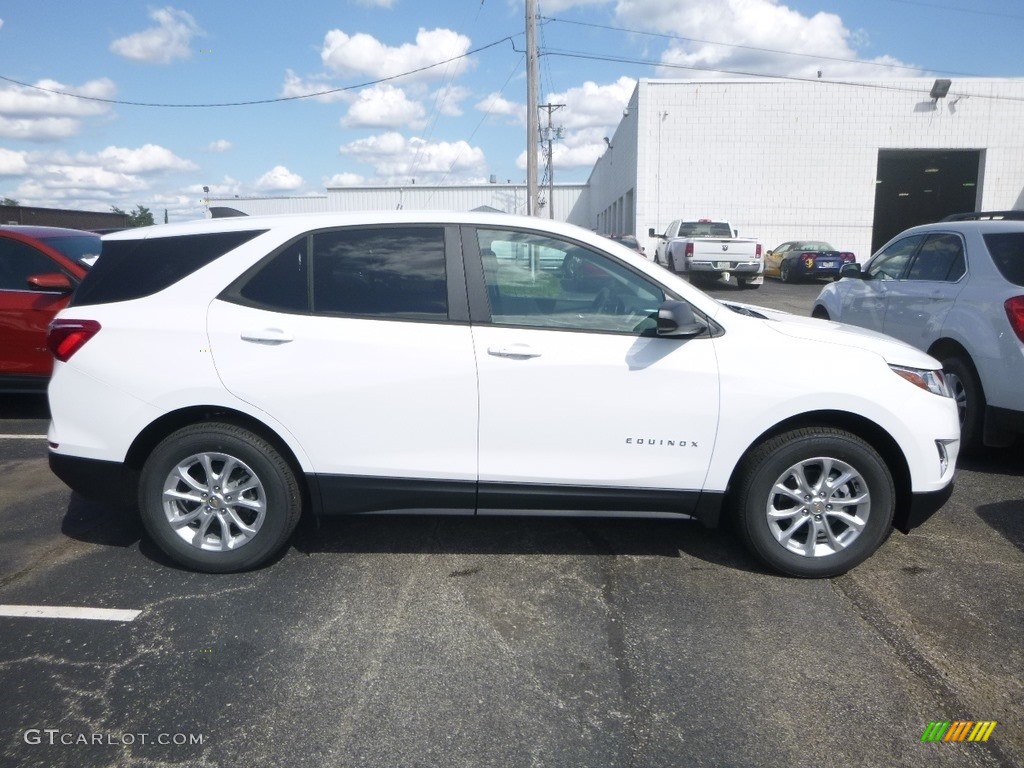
(60, 493, 141, 548)
(976, 499, 1024, 552)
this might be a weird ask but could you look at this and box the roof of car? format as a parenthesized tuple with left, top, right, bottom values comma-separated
(101, 210, 602, 241)
(0, 225, 99, 238)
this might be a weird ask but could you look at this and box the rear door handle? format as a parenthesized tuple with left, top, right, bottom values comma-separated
(240, 328, 293, 344)
(488, 344, 542, 359)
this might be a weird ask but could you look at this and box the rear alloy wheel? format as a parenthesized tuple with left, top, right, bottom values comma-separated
(780, 260, 795, 283)
(940, 354, 984, 454)
(732, 428, 894, 577)
(139, 423, 302, 573)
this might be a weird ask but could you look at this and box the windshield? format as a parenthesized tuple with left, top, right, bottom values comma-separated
(40, 235, 102, 268)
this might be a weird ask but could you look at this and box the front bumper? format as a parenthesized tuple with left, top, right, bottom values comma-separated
(893, 481, 956, 534)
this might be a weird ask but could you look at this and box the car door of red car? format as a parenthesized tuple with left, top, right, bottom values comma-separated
(0, 237, 75, 378)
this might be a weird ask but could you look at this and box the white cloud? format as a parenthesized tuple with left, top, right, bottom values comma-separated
(324, 172, 365, 187)
(546, 77, 636, 129)
(431, 85, 471, 117)
(475, 92, 527, 125)
(280, 69, 352, 104)
(93, 144, 198, 174)
(0, 148, 28, 175)
(321, 28, 473, 83)
(341, 85, 426, 129)
(0, 116, 80, 141)
(0, 77, 115, 118)
(340, 132, 486, 183)
(207, 139, 233, 152)
(615, 0, 919, 78)
(110, 7, 202, 64)
(256, 165, 303, 191)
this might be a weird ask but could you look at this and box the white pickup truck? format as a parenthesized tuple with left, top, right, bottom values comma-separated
(648, 219, 763, 289)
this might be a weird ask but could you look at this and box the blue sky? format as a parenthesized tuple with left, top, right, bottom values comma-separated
(1, 0, 1021, 220)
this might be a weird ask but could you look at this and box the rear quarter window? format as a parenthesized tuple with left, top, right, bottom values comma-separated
(72, 230, 266, 306)
(983, 232, 1024, 286)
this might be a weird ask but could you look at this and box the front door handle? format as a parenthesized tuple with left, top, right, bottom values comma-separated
(487, 344, 541, 359)
(240, 328, 293, 344)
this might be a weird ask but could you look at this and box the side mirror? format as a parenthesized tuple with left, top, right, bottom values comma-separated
(657, 300, 706, 338)
(27, 273, 74, 293)
(648, 227, 657, 238)
(766, 249, 773, 257)
(839, 263, 863, 279)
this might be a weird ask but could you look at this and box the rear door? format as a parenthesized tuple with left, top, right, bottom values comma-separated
(209, 224, 479, 510)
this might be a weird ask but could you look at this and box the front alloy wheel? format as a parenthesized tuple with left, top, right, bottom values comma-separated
(732, 428, 894, 577)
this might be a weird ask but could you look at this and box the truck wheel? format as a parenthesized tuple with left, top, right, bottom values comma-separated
(138, 422, 302, 572)
(738, 278, 760, 290)
(731, 428, 894, 577)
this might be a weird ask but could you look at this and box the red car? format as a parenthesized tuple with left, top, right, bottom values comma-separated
(0, 226, 101, 391)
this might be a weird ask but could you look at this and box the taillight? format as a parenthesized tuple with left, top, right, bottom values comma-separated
(755, 244, 762, 259)
(1006, 297, 1024, 343)
(48, 319, 101, 362)
(841, 252, 856, 263)
(685, 242, 694, 258)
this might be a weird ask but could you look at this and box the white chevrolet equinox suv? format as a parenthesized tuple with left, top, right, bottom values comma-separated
(47, 211, 959, 577)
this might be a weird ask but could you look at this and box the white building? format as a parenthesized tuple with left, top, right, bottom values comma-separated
(212, 77, 1024, 261)
(591, 77, 1024, 258)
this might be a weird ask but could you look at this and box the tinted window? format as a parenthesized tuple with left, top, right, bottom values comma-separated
(72, 230, 266, 306)
(478, 228, 665, 334)
(868, 235, 923, 280)
(311, 227, 447, 319)
(906, 233, 965, 282)
(39, 235, 102, 267)
(235, 239, 309, 312)
(983, 232, 1024, 286)
(0, 238, 61, 290)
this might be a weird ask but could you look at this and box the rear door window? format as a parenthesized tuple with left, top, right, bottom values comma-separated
(310, 226, 448, 320)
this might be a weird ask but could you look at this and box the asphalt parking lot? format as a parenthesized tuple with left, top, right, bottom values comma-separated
(1, 277, 1021, 768)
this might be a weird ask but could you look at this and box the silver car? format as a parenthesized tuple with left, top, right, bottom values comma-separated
(812, 212, 1024, 453)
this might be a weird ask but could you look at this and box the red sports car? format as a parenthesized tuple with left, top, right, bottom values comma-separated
(0, 226, 101, 391)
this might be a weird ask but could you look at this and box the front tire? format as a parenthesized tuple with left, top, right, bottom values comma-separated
(939, 354, 984, 454)
(138, 423, 302, 573)
(731, 428, 894, 577)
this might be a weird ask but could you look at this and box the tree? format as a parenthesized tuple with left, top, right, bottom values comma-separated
(112, 204, 155, 227)
(1, 197, 19, 206)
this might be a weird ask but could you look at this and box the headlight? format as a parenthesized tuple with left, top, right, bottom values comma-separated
(889, 365, 951, 397)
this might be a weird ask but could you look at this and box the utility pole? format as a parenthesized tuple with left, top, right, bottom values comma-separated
(526, 0, 539, 216)
(541, 103, 565, 219)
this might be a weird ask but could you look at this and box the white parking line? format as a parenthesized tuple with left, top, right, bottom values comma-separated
(0, 605, 141, 622)
(0, 434, 48, 439)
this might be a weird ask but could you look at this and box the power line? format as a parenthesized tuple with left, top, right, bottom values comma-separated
(0, 37, 515, 108)
(879, 0, 1024, 20)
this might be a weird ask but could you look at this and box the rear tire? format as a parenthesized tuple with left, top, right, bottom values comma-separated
(939, 354, 984, 454)
(780, 261, 795, 283)
(138, 423, 302, 573)
(738, 278, 761, 290)
(731, 428, 894, 577)
(811, 306, 830, 320)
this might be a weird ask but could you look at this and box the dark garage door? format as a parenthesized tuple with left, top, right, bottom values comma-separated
(872, 150, 981, 252)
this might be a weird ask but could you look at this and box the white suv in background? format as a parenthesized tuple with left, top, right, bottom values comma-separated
(48, 211, 958, 577)
(813, 213, 1024, 453)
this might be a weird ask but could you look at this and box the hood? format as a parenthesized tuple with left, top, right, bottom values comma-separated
(721, 301, 942, 369)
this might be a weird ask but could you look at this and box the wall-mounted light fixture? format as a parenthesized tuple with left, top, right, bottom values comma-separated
(930, 79, 951, 100)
